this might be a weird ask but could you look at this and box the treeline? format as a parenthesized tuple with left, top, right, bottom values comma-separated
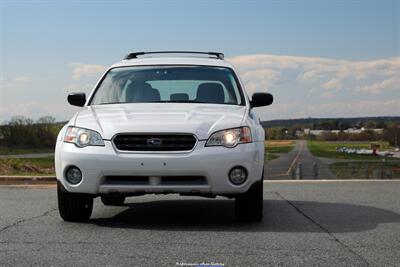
(309, 131, 382, 142)
(261, 116, 400, 130)
(266, 122, 400, 146)
(0, 116, 63, 149)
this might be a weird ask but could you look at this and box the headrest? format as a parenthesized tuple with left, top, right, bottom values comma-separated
(126, 82, 160, 102)
(196, 83, 225, 104)
(170, 93, 189, 101)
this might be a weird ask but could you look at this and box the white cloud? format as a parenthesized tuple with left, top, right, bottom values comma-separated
(358, 76, 400, 94)
(227, 54, 400, 119)
(71, 63, 107, 80)
(320, 91, 336, 98)
(13, 76, 31, 83)
(1, 56, 399, 121)
(0, 76, 32, 88)
(240, 69, 281, 92)
(0, 101, 80, 122)
(65, 83, 96, 94)
(228, 54, 400, 95)
(322, 78, 341, 90)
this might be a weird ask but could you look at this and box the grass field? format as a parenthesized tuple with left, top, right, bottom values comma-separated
(330, 161, 400, 179)
(265, 153, 280, 161)
(0, 157, 54, 175)
(265, 140, 294, 161)
(0, 147, 54, 155)
(307, 141, 397, 161)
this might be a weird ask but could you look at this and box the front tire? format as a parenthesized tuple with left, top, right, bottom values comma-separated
(101, 196, 125, 206)
(57, 182, 93, 222)
(235, 180, 263, 222)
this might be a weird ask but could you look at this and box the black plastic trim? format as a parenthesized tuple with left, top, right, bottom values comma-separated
(124, 51, 224, 60)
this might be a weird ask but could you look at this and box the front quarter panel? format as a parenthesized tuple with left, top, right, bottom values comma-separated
(246, 110, 265, 142)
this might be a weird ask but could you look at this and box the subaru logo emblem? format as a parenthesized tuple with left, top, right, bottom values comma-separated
(147, 138, 162, 146)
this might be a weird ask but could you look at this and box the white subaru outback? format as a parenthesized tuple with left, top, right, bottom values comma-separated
(55, 51, 273, 222)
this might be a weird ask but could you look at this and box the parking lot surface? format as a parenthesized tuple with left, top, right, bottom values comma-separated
(1, 181, 399, 266)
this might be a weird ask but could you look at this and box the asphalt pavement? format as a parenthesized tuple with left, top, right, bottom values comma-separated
(267, 140, 336, 179)
(1, 181, 400, 266)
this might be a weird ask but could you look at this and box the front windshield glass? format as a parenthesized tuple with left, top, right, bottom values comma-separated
(90, 66, 244, 105)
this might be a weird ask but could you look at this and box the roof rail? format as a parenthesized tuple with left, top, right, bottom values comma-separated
(123, 51, 224, 60)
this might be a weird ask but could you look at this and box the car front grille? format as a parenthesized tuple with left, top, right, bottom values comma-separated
(113, 134, 197, 152)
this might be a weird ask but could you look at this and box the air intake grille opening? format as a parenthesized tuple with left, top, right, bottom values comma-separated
(113, 134, 197, 151)
(103, 176, 207, 186)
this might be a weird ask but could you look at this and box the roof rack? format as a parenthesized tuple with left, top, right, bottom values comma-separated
(123, 51, 224, 60)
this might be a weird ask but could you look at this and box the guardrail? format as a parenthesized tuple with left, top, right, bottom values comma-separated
(268, 159, 400, 180)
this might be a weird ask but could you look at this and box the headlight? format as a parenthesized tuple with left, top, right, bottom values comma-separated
(206, 127, 252, 148)
(63, 126, 105, 147)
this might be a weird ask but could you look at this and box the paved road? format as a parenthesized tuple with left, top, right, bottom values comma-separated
(1, 181, 400, 266)
(267, 140, 336, 179)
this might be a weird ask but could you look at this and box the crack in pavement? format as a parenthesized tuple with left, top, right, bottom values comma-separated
(275, 192, 373, 266)
(0, 207, 57, 235)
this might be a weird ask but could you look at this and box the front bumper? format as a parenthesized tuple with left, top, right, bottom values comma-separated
(55, 140, 264, 195)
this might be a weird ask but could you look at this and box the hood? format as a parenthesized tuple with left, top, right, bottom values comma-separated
(74, 103, 247, 140)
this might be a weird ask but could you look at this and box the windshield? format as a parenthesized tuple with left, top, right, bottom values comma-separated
(89, 66, 245, 105)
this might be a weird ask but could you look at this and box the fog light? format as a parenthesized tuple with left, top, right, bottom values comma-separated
(66, 166, 82, 185)
(229, 166, 247, 185)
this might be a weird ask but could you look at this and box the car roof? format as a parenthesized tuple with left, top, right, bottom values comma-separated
(111, 57, 235, 69)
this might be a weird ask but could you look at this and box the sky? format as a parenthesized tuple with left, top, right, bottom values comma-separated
(0, 0, 399, 122)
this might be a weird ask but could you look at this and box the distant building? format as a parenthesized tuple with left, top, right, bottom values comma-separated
(372, 128, 384, 133)
(309, 130, 327, 136)
(298, 128, 384, 136)
(343, 128, 363, 134)
(295, 130, 304, 137)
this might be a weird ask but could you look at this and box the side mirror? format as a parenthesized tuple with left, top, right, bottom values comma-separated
(67, 92, 86, 107)
(250, 93, 273, 108)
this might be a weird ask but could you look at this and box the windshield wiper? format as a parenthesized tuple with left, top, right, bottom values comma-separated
(128, 100, 208, 104)
(162, 100, 207, 103)
(97, 102, 126, 105)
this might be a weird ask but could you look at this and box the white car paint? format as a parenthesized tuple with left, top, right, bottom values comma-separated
(55, 56, 266, 196)
(74, 103, 249, 140)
